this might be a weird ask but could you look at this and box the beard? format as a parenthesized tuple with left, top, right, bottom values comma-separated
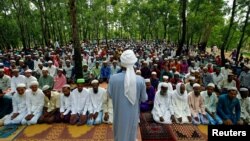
(93, 88, 98, 94)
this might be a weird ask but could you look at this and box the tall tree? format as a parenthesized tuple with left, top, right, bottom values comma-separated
(69, 0, 83, 79)
(176, 0, 187, 56)
(220, 0, 237, 65)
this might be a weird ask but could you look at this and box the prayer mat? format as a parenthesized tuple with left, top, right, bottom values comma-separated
(15, 123, 141, 141)
(0, 125, 25, 141)
(139, 112, 175, 141)
(168, 124, 206, 141)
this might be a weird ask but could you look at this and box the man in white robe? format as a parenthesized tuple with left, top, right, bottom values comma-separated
(238, 88, 250, 124)
(171, 83, 192, 124)
(24, 69, 37, 89)
(59, 84, 72, 123)
(47, 61, 57, 77)
(108, 50, 147, 141)
(4, 84, 27, 125)
(22, 81, 44, 125)
(70, 79, 90, 125)
(157, 76, 173, 92)
(10, 69, 26, 95)
(152, 83, 174, 124)
(87, 80, 106, 125)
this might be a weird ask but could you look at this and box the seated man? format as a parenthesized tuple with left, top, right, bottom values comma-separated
(188, 83, 209, 125)
(140, 79, 155, 112)
(102, 89, 113, 124)
(0, 91, 12, 126)
(238, 88, 250, 125)
(22, 81, 44, 125)
(171, 83, 192, 124)
(100, 61, 111, 83)
(0, 68, 11, 93)
(217, 87, 242, 125)
(152, 83, 174, 124)
(38, 85, 60, 124)
(70, 79, 90, 125)
(157, 76, 173, 92)
(87, 80, 106, 125)
(4, 84, 27, 125)
(53, 69, 67, 92)
(201, 83, 223, 125)
(60, 84, 72, 123)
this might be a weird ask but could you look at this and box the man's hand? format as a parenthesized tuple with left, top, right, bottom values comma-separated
(194, 116, 199, 122)
(25, 114, 34, 121)
(171, 115, 176, 123)
(224, 119, 233, 125)
(104, 113, 109, 121)
(160, 117, 164, 122)
(177, 117, 182, 123)
(93, 112, 98, 120)
(187, 116, 192, 122)
(89, 113, 94, 119)
(60, 112, 64, 119)
(11, 113, 19, 120)
(70, 114, 77, 124)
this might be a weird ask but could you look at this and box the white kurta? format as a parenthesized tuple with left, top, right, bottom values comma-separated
(212, 73, 223, 86)
(25, 76, 37, 88)
(238, 95, 250, 122)
(152, 91, 173, 124)
(11, 75, 26, 92)
(88, 87, 106, 114)
(64, 66, 73, 78)
(48, 65, 57, 77)
(71, 88, 90, 115)
(4, 92, 27, 125)
(157, 82, 173, 92)
(60, 93, 72, 115)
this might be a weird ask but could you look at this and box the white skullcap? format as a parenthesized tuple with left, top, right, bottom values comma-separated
(19, 60, 24, 62)
(42, 67, 48, 71)
(12, 69, 19, 72)
(151, 72, 157, 75)
(164, 58, 168, 61)
(207, 83, 215, 88)
(136, 70, 141, 73)
(120, 50, 138, 105)
(161, 82, 168, 88)
(191, 69, 195, 73)
(30, 81, 39, 86)
(17, 83, 26, 88)
(189, 76, 195, 81)
(10, 60, 16, 63)
(25, 69, 32, 73)
(145, 79, 151, 83)
(228, 87, 237, 91)
(174, 72, 180, 75)
(225, 62, 230, 65)
(91, 79, 99, 84)
(42, 85, 50, 91)
(62, 84, 71, 88)
(66, 60, 70, 62)
(58, 68, 63, 71)
(48, 60, 53, 63)
(163, 76, 169, 79)
(0, 69, 4, 72)
(240, 88, 248, 92)
(193, 83, 201, 88)
(155, 58, 159, 61)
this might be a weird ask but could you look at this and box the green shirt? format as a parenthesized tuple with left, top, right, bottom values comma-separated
(38, 75, 54, 89)
(0, 75, 11, 91)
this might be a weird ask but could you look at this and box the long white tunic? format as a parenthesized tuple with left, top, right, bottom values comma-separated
(60, 93, 72, 115)
(48, 65, 57, 77)
(157, 82, 173, 92)
(238, 95, 250, 121)
(212, 73, 223, 86)
(11, 75, 26, 92)
(26, 89, 45, 115)
(71, 88, 90, 115)
(25, 76, 37, 88)
(12, 92, 27, 114)
(152, 91, 173, 124)
(88, 87, 106, 114)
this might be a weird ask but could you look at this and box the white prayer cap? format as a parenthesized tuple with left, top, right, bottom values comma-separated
(161, 82, 168, 88)
(240, 88, 248, 92)
(153, 64, 158, 66)
(103, 60, 108, 63)
(0, 68, 4, 72)
(25, 69, 32, 73)
(163, 76, 169, 80)
(207, 83, 215, 88)
(48, 60, 53, 63)
(225, 62, 230, 65)
(136, 70, 141, 74)
(58, 68, 63, 71)
(38, 62, 43, 65)
(113, 60, 118, 63)
(228, 87, 237, 91)
(164, 58, 168, 61)
(91, 79, 99, 84)
(193, 83, 201, 88)
(172, 66, 176, 69)
(145, 79, 151, 83)
(10, 60, 16, 63)
(191, 69, 195, 73)
(12, 69, 19, 72)
(42, 85, 50, 91)
(155, 58, 159, 61)
(151, 72, 157, 75)
(19, 60, 24, 62)
(174, 72, 180, 75)
(191, 61, 195, 63)
(189, 76, 195, 81)
(120, 50, 138, 105)
(42, 67, 48, 71)
(245, 64, 250, 69)
(17, 83, 26, 88)
(62, 84, 71, 88)
(66, 60, 70, 62)
(30, 81, 39, 86)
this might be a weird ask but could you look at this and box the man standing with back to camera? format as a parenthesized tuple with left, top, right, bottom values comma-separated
(108, 49, 147, 141)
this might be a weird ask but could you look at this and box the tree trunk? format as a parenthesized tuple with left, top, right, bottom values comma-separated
(176, 0, 187, 56)
(69, 0, 83, 79)
(236, 5, 250, 61)
(220, 0, 237, 65)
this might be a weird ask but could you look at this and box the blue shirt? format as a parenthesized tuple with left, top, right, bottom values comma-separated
(100, 66, 111, 79)
(217, 94, 241, 123)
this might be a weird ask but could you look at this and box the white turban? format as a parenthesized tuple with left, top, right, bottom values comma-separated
(120, 50, 138, 105)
